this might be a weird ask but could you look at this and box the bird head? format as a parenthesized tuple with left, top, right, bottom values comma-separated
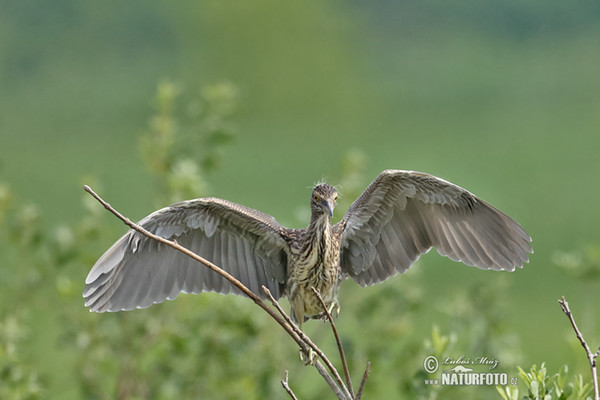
(311, 183, 338, 218)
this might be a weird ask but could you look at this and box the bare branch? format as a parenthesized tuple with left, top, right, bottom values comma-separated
(83, 185, 353, 400)
(558, 296, 599, 400)
(262, 286, 300, 335)
(311, 286, 354, 397)
(356, 362, 371, 400)
(315, 363, 351, 400)
(281, 371, 298, 400)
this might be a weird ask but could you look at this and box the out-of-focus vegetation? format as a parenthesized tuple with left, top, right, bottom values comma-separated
(497, 364, 594, 400)
(1, 1, 599, 398)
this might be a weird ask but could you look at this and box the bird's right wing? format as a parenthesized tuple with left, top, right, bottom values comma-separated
(83, 198, 290, 312)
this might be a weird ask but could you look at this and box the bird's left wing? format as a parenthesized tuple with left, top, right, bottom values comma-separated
(336, 170, 532, 286)
(83, 198, 290, 312)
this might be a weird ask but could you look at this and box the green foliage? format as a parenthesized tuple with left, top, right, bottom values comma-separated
(496, 363, 594, 400)
(66, 295, 289, 399)
(0, 185, 44, 398)
(0, 316, 43, 400)
(426, 325, 453, 357)
(554, 247, 600, 282)
(139, 81, 238, 204)
(407, 278, 522, 400)
(0, 183, 13, 223)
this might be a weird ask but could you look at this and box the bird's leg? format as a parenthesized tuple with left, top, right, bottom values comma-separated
(295, 320, 317, 365)
(290, 305, 317, 365)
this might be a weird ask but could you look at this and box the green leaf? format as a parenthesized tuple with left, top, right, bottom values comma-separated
(557, 364, 569, 388)
(519, 366, 532, 386)
(496, 385, 510, 400)
(431, 325, 450, 356)
(496, 385, 519, 400)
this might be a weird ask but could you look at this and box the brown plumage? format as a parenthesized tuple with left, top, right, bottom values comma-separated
(83, 170, 532, 324)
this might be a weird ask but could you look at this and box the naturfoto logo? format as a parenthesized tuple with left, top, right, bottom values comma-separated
(423, 355, 517, 387)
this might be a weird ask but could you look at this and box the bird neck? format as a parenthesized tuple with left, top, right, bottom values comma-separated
(300, 211, 333, 265)
(308, 211, 331, 233)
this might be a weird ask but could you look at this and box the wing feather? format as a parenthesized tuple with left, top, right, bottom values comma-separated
(84, 197, 290, 312)
(338, 170, 532, 285)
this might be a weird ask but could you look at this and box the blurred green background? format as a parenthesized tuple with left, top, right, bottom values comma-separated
(1, 1, 599, 399)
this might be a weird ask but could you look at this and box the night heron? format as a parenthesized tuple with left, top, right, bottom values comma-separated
(83, 170, 532, 325)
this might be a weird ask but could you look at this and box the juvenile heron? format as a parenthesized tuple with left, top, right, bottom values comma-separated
(83, 170, 532, 325)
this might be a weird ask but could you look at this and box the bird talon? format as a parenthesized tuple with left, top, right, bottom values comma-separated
(299, 348, 316, 365)
(328, 301, 340, 318)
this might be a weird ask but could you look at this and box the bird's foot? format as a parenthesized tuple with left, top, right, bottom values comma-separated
(328, 300, 340, 318)
(299, 348, 317, 365)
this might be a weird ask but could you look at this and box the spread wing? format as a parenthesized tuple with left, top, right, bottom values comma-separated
(337, 170, 532, 286)
(83, 198, 290, 312)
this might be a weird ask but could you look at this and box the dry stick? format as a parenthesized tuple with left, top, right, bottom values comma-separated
(356, 362, 371, 400)
(558, 296, 599, 400)
(263, 287, 353, 400)
(281, 371, 298, 400)
(311, 287, 355, 398)
(83, 185, 352, 400)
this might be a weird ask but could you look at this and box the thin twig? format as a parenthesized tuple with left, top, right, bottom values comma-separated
(311, 287, 354, 397)
(263, 286, 353, 400)
(281, 371, 298, 400)
(356, 362, 371, 400)
(558, 296, 599, 400)
(262, 286, 301, 335)
(83, 185, 352, 400)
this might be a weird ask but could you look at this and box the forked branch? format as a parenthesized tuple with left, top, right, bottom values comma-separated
(281, 371, 298, 400)
(356, 362, 371, 400)
(558, 296, 599, 400)
(262, 286, 351, 399)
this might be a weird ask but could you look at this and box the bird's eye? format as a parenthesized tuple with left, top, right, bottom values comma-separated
(334, 195, 338, 202)
(313, 195, 319, 202)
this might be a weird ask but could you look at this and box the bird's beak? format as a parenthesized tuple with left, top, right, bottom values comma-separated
(322, 199, 335, 218)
